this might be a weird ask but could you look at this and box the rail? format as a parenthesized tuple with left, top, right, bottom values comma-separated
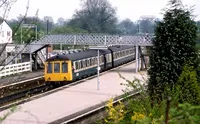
(0, 62, 32, 78)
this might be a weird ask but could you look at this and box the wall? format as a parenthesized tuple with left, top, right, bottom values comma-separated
(0, 21, 12, 44)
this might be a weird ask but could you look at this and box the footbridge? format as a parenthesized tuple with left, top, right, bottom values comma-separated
(30, 34, 153, 73)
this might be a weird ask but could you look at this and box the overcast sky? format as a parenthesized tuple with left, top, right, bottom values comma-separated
(4, 0, 200, 22)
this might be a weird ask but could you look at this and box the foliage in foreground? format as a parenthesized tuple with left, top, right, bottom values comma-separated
(100, 73, 200, 124)
(148, 0, 199, 102)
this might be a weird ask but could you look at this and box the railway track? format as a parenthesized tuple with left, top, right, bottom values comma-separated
(0, 76, 47, 110)
(0, 60, 137, 112)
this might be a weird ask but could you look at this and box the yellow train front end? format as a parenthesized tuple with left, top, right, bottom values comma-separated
(44, 60, 73, 82)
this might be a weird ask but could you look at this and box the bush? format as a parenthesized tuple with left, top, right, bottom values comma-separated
(102, 74, 200, 124)
(175, 64, 200, 104)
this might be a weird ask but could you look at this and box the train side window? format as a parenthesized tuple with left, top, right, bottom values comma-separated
(91, 58, 93, 66)
(86, 60, 88, 67)
(95, 58, 97, 64)
(80, 61, 83, 69)
(47, 63, 52, 73)
(82, 60, 85, 67)
(85, 59, 90, 67)
(73, 62, 76, 70)
(78, 61, 81, 69)
(106, 55, 109, 62)
(82, 60, 85, 68)
(99, 56, 101, 63)
(90, 59, 92, 66)
(75, 62, 78, 70)
(109, 54, 111, 62)
(94, 58, 96, 65)
(87, 59, 90, 66)
(99, 57, 101, 63)
(62, 62, 68, 73)
(84, 60, 87, 67)
(54, 63, 60, 73)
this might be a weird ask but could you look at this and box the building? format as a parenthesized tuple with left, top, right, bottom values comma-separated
(0, 17, 12, 44)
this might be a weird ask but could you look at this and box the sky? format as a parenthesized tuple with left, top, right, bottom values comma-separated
(2, 0, 200, 22)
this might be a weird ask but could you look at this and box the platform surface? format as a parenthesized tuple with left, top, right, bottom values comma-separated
(0, 70, 44, 86)
(0, 62, 148, 124)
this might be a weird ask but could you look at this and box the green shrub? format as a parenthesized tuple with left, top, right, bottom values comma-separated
(102, 74, 200, 124)
(175, 64, 200, 104)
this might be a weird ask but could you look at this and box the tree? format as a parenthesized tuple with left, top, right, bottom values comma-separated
(197, 21, 200, 33)
(51, 26, 88, 34)
(8, 16, 45, 43)
(43, 16, 54, 32)
(138, 16, 156, 34)
(148, 0, 198, 103)
(117, 18, 138, 35)
(56, 17, 65, 26)
(68, 0, 118, 34)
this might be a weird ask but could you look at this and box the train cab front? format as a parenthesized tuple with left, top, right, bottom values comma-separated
(44, 61, 73, 82)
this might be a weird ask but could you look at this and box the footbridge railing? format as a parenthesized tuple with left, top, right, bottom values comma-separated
(31, 34, 153, 46)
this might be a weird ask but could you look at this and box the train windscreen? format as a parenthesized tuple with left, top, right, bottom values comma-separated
(54, 63, 60, 73)
(47, 63, 52, 73)
(62, 62, 68, 73)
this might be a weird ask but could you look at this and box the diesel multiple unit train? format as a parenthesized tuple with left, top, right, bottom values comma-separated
(44, 45, 136, 82)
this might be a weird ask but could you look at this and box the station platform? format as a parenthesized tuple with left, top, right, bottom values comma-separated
(0, 62, 148, 124)
(0, 70, 44, 86)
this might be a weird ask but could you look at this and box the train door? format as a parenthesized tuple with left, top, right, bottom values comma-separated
(45, 62, 53, 81)
(60, 61, 73, 81)
(52, 61, 61, 81)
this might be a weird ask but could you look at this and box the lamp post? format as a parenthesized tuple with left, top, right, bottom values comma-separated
(89, 45, 108, 90)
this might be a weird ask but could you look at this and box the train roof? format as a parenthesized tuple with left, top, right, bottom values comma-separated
(108, 45, 135, 52)
(46, 49, 111, 62)
(46, 45, 135, 62)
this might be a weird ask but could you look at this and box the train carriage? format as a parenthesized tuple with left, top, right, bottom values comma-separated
(45, 49, 112, 82)
(44, 45, 136, 83)
(109, 45, 135, 67)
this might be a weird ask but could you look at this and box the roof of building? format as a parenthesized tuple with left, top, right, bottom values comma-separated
(0, 16, 11, 27)
(0, 17, 5, 25)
